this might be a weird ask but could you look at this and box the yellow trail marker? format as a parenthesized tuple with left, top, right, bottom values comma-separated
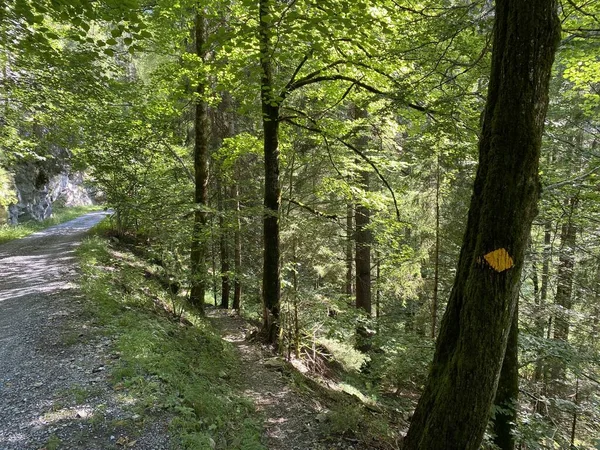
(482, 248, 514, 272)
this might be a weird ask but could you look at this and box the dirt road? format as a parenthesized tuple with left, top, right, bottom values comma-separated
(0, 212, 170, 449)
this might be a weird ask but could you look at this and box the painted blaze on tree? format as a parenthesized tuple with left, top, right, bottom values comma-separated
(403, 0, 561, 449)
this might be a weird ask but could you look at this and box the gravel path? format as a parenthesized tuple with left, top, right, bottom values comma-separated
(0, 212, 170, 450)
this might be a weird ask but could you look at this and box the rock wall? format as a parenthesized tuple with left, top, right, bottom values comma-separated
(7, 163, 93, 224)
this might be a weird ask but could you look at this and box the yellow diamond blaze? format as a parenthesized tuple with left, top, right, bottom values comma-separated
(483, 248, 514, 272)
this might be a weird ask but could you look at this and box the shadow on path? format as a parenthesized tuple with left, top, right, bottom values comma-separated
(207, 308, 327, 450)
(0, 211, 170, 449)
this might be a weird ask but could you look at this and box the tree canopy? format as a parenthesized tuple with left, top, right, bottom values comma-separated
(1, 0, 599, 448)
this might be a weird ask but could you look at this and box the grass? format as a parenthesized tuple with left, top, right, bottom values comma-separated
(0, 205, 102, 244)
(76, 223, 265, 450)
(45, 434, 62, 450)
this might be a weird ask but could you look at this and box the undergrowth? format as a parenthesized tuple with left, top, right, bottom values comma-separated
(77, 223, 264, 450)
(0, 205, 102, 244)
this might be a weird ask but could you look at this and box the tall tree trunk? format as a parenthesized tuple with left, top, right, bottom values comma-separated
(492, 304, 519, 450)
(570, 377, 579, 447)
(541, 222, 551, 305)
(403, 1, 560, 448)
(551, 196, 578, 381)
(353, 106, 372, 352)
(354, 106, 371, 316)
(189, 10, 209, 312)
(355, 171, 371, 315)
(345, 203, 354, 297)
(232, 178, 242, 311)
(534, 222, 551, 387)
(211, 217, 218, 306)
(216, 93, 235, 310)
(218, 176, 230, 309)
(259, 0, 281, 343)
(292, 237, 300, 358)
(432, 154, 441, 339)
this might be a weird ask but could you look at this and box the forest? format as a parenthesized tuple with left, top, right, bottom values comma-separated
(1, 0, 599, 448)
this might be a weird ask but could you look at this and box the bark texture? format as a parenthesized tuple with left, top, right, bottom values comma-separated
(354, 107, 371, 315)
(259, 0, 281, 343)
(232, 179, 242, 311)
(189, 10, 209, 311)
(345, 203, 353, 297)
(403, 1, 560, 448)
(355, 170, 371, 315)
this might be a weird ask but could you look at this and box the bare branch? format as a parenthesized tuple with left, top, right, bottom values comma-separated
(283, 50, 314, 94)
(282, 116, 405, 223)
(286, 73, 436, 114)
(284, 197, 339, 220)
(544, 166, 600, 191)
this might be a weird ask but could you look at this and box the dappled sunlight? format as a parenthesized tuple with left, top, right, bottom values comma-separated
(289, 357, 310, 374)
(37, 406, 95, 425)
(243, 386, 291, 408)
(0, 213, 109, 304)
(0, 373, 148, 447)
(0, 211, 113, 449)
(222, 332, 245, 344)
(114, 393, 139, 406)
(207, 308, 323, 448)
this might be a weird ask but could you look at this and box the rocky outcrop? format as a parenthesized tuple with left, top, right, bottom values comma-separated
(7, 164, 93, 224)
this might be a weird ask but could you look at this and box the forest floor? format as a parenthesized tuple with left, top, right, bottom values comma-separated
(207, 308, 333, 450)
(0, 212, 380, 449)
(206, 309, 400, 450)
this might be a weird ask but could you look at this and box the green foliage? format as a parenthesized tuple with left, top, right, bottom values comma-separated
(317, 337, 370, 373)
(1, 0, 598, 446)
(44, 434, 62, 450)
(77, 232, 265, 450)
(326, 402, 396, 448)
(377, 334, 435, 392)
(0, 167, 16, 208)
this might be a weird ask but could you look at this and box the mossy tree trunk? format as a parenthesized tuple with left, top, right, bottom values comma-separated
(403, 1, 560, 448)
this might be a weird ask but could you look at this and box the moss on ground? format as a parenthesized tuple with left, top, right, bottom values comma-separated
(77, 225, 265, 450)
